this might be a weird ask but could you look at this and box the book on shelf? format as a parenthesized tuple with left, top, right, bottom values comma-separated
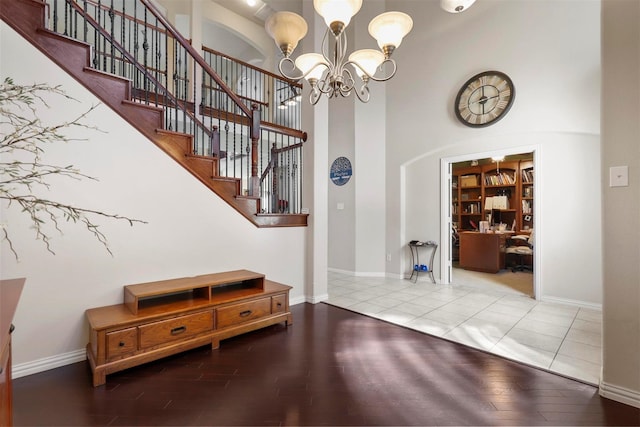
(484, 172, 516, 186)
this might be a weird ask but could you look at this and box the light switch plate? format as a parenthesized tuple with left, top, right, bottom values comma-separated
(609, 166, 629, 187)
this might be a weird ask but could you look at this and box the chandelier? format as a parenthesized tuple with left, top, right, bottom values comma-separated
(265, 0, 413, 104)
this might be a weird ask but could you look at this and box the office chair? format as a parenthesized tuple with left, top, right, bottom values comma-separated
(452, 225, 460, 262)
(506, 230, 533, 272)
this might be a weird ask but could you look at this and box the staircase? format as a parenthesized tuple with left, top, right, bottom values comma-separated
(0, 0, 308, 228)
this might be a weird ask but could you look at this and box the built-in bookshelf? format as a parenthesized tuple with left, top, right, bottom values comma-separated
(452, 160, 534, 233)
(456, 168, 483, 231)
(520, 160, 534, 232)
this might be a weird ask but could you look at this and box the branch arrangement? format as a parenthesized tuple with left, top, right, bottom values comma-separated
(1, 77, 147, 260)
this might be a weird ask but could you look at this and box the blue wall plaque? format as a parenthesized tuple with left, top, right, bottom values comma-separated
(330, 157, 352, 186)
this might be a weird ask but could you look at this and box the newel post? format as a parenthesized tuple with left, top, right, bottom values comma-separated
(250, 103, 260, 197)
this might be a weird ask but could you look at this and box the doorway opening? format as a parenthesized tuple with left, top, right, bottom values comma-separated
(440, 148, 539, 299)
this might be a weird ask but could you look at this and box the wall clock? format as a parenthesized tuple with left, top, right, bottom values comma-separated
(454, 71, 515, 128)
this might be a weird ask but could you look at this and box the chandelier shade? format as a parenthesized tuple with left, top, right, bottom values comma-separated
(313, 0, 362, 34)
(348, 49, 385, 79)
(440, 0, 476, 13)
(368, 11, 413, 55)
(295, 53, 329, 81)
(265, 11, 308, 57)
(265, 3, 412, 104)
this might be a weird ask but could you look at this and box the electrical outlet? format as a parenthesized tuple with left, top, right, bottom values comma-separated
(386, 253, 392, 262)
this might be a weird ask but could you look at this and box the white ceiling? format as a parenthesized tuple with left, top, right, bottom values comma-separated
(211, 0, 301, 25)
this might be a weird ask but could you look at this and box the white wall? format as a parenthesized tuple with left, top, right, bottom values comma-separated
(328, 95, 356, 272)
(326, 2, 387, 277)
(0, 23, 306, 375)
(600, 0, 640, 407)
(382, 0, 602, 306)
(353, 1, 387, 277)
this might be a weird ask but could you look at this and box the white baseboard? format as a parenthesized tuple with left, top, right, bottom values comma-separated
(599, 380, 640, 408)
(327, 268, 386, 278)
(328, 267, 354, 275)
(289, 295, 307, 306)
(539, 295, 602, 311)
(305, 294, 328, 304)
(13, 348, 86, 379)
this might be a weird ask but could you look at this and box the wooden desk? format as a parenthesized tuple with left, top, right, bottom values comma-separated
(459, 232, 510, 273)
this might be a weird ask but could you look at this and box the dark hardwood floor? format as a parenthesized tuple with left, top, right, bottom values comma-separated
(13, 303, 640, 426)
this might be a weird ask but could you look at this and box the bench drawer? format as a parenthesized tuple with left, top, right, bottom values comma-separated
(216, 298, 271, 329)
(106, 327, 137, 361)
(139, 311, 213, 349)
(271, 294, 287, 313)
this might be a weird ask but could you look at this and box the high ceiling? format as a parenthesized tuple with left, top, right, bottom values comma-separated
(211, 0, 300, 25)
(212, 0, 270, 24)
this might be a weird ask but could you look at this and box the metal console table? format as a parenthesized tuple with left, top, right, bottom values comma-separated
(408, 241, 438, 283)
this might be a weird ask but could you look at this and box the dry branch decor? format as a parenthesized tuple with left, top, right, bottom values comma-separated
(0, 77, 146, 260)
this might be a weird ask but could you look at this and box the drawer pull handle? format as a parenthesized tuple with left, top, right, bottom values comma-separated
(239, 310, 252, 317)
(277, 302, 282, 307)
(118, 341, 125, 347)
(171, 326, 187, 335)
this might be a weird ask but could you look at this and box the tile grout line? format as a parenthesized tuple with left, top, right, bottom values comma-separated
(548, 309, 580, 369)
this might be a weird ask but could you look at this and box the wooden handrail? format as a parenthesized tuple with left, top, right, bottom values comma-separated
(203, 46, 302, 90)
(140, 0, 252, 118)
(81, 0, 168, 34)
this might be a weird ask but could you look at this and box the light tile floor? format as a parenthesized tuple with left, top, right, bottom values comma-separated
(326, 270, 602, 385)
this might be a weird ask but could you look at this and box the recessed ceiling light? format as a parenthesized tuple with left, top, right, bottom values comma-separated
(246, 0, 257, 7)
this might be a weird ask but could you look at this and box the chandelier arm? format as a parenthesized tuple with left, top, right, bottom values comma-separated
(309, 87, 322, 105)
(345, 58, 398, 82)
(320, 28, 334, 68)
(280, 57, 333, 85)
(354, 82, 371, 103)
(335, 30, 349, 72)
(338, 68, 356, 95)
(278, 57, 304, 81)
(315, 78, 336, 95)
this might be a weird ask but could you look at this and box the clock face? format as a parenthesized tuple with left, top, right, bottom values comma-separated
(455, 71, 515, 128)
